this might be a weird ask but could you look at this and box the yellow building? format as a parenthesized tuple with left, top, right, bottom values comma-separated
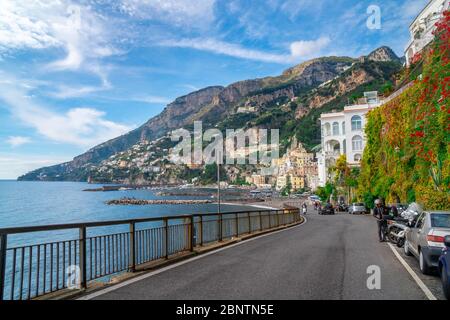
(290, 175, 305, 191)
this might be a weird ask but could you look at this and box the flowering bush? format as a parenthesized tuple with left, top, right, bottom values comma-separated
(358, 11, 450, 210)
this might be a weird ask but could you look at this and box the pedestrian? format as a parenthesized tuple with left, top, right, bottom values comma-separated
(373, 199, 386, 242)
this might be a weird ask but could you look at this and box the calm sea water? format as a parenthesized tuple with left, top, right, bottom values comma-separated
(0, 181, 257, 247)
(0, 181, 264, 298)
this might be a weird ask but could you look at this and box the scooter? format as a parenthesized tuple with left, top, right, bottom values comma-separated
(302, 207, 307, 215)
(387, 217, 409, 247)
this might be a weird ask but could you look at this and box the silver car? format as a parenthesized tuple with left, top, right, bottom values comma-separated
(348, 203, 368, 215)
(404, 211, 450, 275)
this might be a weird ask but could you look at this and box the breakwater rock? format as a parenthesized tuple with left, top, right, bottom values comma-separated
(106, 198, 213, 206)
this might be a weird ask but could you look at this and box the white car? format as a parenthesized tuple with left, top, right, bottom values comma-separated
(348, 203, 368, 215)
(404, 211, 450, 274)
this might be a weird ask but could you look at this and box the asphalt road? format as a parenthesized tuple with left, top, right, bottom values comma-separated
(90, 209, 442, 300)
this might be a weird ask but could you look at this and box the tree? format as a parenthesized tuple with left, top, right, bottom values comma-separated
(316, 183, 334, 202)
(281, 176, 292, 196)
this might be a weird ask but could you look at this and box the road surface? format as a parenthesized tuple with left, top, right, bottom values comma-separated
(88, 209, 444, 300)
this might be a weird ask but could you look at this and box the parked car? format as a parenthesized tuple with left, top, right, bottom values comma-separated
(319, 204, 335, 215)
(348, 203, 368, 215)
(404, 211, 450, 275)
(438, 235, 450, 300)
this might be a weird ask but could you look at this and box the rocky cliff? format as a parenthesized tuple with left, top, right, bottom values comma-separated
(19, 46, 402, 181)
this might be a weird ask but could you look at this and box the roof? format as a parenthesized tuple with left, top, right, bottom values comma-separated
(409, 0, 444, 27)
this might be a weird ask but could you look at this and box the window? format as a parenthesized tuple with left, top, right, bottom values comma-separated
(431, 214, 450, 228)
(332, 122, 339, 136)
(354, 154, 362, 162)
(415, 213, 426, 229)
(351, 116, 362, 131)
(342, 122, 346, 134)
(324, 123, 331, 136)
(352, 136, 363, 151)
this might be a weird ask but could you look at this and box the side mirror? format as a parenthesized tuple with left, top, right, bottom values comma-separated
(445, 235, 450, 248)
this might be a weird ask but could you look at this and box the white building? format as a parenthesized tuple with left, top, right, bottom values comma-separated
(405, 0, 449, 66)
(317, 92, 383, 187)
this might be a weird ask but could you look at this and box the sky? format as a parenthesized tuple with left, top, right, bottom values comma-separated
(0, 0, 429, 179)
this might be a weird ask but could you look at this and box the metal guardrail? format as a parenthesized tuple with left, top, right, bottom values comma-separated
(0, 208, 300, 300)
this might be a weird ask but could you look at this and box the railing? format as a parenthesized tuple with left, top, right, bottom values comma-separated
(0, 208, 300, 300)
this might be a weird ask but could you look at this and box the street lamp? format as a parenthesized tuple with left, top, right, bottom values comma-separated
(217, 148, 223, 242)
(217, 149, 222, 215)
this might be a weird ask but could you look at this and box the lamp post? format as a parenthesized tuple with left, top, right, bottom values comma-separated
(217, 149, 223, 242)
(217, 149, 221, 215)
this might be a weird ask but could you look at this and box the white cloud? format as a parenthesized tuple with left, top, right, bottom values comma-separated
(118, 0, 216, 28)
(132, 95, 172, 104)
(0, 0, 60, 51)
(159, 36, 331, 64)
(0, 1, 118, 72)
(290, 37, 331, 58)
(0, 74, 133, 148)
(6, 136, 31, 148)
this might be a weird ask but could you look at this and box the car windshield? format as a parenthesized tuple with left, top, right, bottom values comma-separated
(353, 203, 364, 207)
(430, 214, 450, 228)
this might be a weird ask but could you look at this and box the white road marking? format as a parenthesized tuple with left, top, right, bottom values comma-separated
(78, 217, 307, 300)
(387, 243, 437, 300)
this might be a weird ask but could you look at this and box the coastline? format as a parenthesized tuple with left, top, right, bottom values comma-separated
(221, 202, 280, 210)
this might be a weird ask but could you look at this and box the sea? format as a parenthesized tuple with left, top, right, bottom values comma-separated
(0, 180, 259, 247)
(0, 180, 266, 299)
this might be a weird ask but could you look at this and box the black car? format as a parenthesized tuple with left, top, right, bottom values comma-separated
(319, 205, 335, 215)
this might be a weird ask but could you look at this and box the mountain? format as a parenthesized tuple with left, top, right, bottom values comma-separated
(18, 46, 402, 182)
(366, 46, 402, 63)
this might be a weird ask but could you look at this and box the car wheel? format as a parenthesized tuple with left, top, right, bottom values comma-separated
(404, 240, 412, 256)
(441, 266, 450, 300)
(419, 250, 431, 275)
(397, 237, 405, 248)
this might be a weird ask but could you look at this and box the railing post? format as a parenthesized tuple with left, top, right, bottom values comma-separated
(129, 222, 136, 272)
(259, 211, 263, 231)
(79, 227, 87, 289)
(199, 216, 203, 246)
(190, 216, 195, 252)
(268, 211, 272, 229)
(277, 210, 280, 227)
(218, 214, 223, 242)
(235, 213, 239, 237)
(247, 212, 251, 234)
(0, 234, 7, 301)
(164, 218, 169, 259)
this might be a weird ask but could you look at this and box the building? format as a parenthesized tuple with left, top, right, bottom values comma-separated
(245, 174, 267, 188)
(317, 92, 383, 187)
(273, 139, 319, 191)
(276, 175, 288, 191)
(405, 0, 449, 66)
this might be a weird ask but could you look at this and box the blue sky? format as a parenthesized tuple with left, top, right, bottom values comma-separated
(0, 0, 428, 179)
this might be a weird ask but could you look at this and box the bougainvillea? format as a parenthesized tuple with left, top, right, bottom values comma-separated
(358, 10, 450, 209)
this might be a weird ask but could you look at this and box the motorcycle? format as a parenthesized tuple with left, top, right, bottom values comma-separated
(337, 203, 348, 212)
(386, 203, 422, 247)
(387, 217, 409, 247)
(302, 206, 307, 215)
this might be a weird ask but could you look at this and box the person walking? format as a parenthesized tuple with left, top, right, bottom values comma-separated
(373, 199, 386, 242)
(302, 203, 307, 215)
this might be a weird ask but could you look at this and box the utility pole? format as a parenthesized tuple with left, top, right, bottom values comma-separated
(217, 149, 221, 214)
(217, 149, 222, 242)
